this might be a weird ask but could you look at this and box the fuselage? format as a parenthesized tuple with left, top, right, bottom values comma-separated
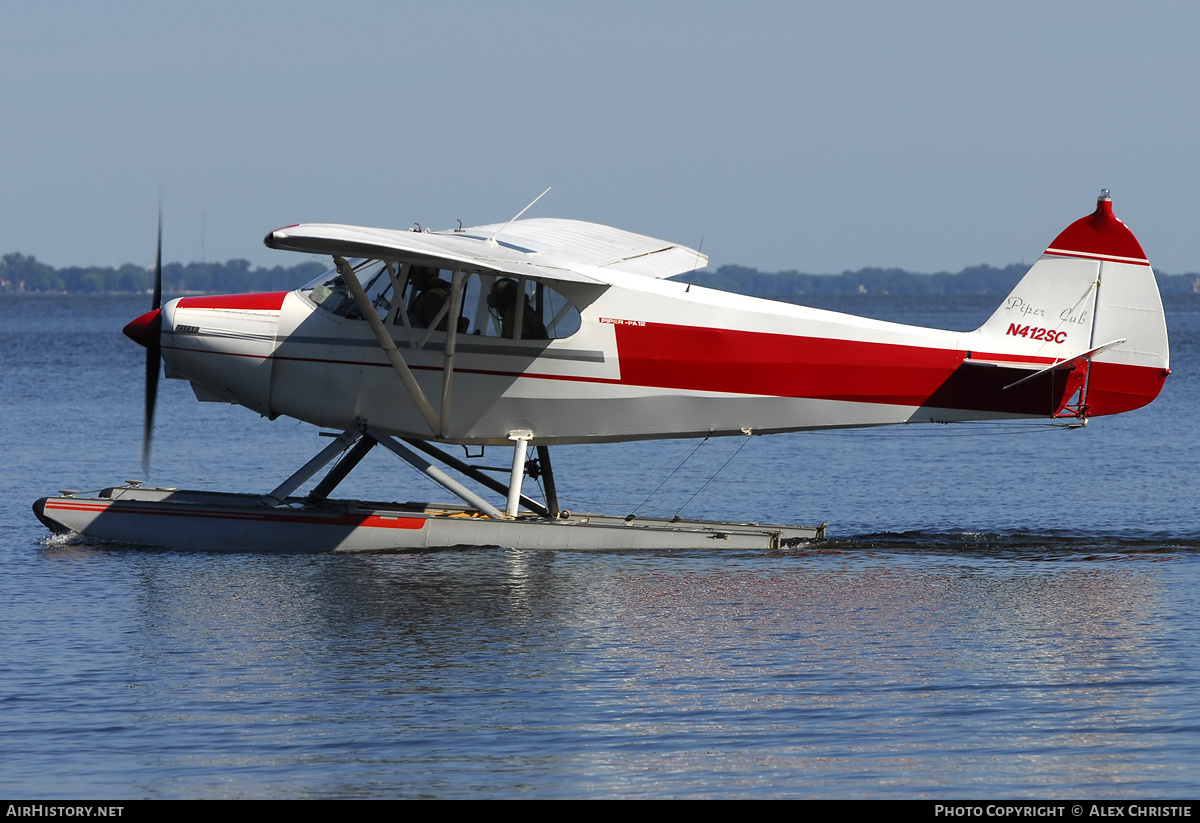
(142, 199, 1170, 446)
(155, 269, 1160, 446)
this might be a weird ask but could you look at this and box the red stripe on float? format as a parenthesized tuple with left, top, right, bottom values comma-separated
(44, 501, 426, 530)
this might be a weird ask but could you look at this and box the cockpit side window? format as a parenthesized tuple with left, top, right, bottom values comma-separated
(398, 270, 581, 341)
(303, 261, 582, 341)
(471, 274, 581, 340)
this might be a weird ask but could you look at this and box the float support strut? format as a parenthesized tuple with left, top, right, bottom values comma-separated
(260, 430, 360, 507)
(402, 438, 547, 516)
(366, 426, 504, 520)
(507, 431, 532, 518)
(537, 445, 560, 517)
(307, 437, 377, 502)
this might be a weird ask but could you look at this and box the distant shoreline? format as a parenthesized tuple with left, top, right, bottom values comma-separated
(3, 252, 1199, 297)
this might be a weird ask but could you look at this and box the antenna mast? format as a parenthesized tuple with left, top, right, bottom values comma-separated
(487, 185, 553, 245)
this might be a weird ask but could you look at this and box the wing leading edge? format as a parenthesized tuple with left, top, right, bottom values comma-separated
(264, 218, 707, 286)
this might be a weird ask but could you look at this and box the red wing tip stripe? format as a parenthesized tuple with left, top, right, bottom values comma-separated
(1045, 248, 1149, 265)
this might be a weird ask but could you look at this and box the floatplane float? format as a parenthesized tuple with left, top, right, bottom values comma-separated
(34, 190, 1169, 552)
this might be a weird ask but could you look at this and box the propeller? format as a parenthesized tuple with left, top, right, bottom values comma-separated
(123, 206, 163, 476)
(143, 209, 162, 474)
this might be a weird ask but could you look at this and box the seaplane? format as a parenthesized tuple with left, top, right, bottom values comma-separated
(34, 190, 1170, 552)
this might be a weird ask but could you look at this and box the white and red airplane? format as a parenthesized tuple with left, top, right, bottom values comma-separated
(34, 191, 1169, 552)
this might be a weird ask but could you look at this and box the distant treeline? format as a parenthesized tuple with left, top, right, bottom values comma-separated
(0, 253, 327, 295)
(3, 252, 1199, 297)
(677, 264, 1200, 297)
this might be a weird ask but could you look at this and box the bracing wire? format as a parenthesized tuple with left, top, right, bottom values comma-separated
(605, 437, 708, 511)
(671, 435, 754, 518)
(629, 437, 711, 513)
(807, 421, 1078, 439)
(637, 437, 742, 515)
(563, 421, 1072, 511)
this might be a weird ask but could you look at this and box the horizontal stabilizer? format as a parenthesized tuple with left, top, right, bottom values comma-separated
(1002, 339, 1126, 390)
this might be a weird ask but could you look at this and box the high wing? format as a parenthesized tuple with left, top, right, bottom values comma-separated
(264, 218, 707, 285)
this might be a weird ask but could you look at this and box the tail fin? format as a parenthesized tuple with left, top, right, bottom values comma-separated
(971, 191, 1169, 417)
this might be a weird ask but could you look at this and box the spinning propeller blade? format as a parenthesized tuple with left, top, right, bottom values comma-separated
(141, 209, 163, 475)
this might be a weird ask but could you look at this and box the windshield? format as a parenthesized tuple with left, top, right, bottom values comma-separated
(302, 260, 391, 319)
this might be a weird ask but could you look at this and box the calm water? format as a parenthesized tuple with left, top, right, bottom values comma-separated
(2, 293, 1198, 798)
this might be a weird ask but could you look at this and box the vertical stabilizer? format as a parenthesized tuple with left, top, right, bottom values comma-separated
(972, 192, 1169, 416)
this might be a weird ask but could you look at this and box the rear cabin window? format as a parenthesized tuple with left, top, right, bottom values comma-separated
(301, 261, 581, 341)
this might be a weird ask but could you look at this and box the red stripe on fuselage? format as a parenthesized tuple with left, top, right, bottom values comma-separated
(610, 321, 1102, 416)
(177, 292, 289, 310)
(612, 322, 962, 406)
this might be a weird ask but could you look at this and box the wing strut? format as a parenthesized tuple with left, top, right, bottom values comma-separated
(439, 269, 464, 436)
(336, 256, 441, 436)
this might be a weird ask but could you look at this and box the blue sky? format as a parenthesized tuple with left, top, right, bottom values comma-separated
(4, 1, 1198, 274)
